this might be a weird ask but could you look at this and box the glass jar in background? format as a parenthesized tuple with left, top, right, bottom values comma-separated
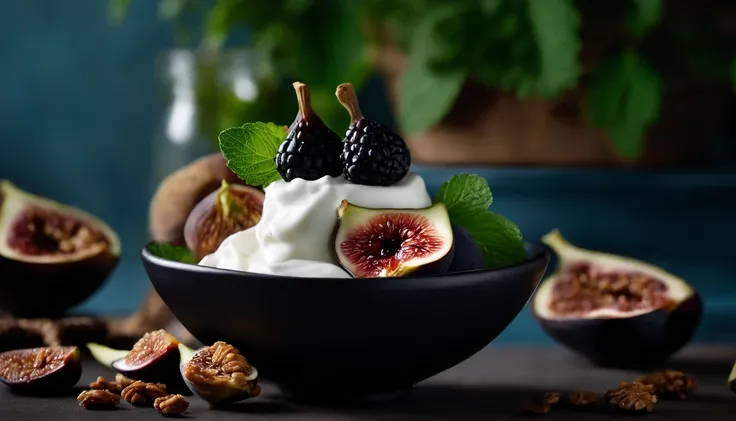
(149, 49, 296, 193)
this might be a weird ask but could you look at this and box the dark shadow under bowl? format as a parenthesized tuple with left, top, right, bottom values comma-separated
(141, 243, 550, 399)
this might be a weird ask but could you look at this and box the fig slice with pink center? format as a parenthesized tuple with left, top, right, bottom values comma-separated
(334, 201, 454, 278)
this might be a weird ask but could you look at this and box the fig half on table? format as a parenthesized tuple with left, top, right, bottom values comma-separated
(532, 230, 702, 368)
(88, 330, 193, 394)
(0, 346, 82, 394)
(0, 181, 120, 317)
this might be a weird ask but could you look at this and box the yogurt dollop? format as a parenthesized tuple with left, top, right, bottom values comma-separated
(199, 173, 432, 277)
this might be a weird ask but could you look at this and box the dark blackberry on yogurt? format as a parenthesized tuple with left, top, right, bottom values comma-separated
(275, 82, 343, 182)
(335, 83, 411, 186)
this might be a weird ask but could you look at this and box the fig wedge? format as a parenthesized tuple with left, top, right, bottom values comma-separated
(179, 342, 260, 406)
(88, 330, 194, 394)
(0, 346, 81, 394)
(533, 230, 702, 367)
(0, 181, 120, 316)
(334, 201, 455, 278)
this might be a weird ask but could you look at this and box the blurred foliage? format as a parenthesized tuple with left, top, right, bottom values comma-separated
(112, 0, 736, 158)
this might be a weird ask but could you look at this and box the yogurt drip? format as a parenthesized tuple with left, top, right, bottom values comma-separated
(199, 173, 432, 277)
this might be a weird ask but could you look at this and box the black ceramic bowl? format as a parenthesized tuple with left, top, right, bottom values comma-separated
(141, 243, 550, 399)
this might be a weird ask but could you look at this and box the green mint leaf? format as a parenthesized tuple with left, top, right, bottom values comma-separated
(397, 6, 468, 134)
(458, 212, 526, 269)
(627, 0, 662, 38)
(147, 243, 196, 264)
(434, 174, 493, 221)
(218, 122, 286, 188)
(587, 50, 662, 158)
(731, 58, 736, 92)
(526, 0, 582, 97)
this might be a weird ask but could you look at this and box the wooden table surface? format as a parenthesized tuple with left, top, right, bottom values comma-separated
(2, 346, 736, 420)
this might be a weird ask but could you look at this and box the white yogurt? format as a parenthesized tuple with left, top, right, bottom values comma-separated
(198, 173, 432, 277)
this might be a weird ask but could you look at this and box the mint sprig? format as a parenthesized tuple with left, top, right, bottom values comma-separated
(435, 174, 526, 268)
(219, 122, 286, 188)
(147, 243, 196, 264)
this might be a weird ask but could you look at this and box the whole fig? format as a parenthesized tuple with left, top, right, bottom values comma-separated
(184, 180, 264, 260)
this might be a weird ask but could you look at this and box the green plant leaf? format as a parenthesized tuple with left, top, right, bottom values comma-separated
(457, 212, 527, 269)
(587, 50, 662, 159)
(732, 58, 736, 92)
(158, 0, 188, 20)
(147, 243, 196, 264)
(434, 174, 493, 221)
(218, 122, 286, 188)
(108, 0, 132, 24)
(397, 6, 468, 134)
(627, 0, 662, 38)
(526, 0, 582, 97)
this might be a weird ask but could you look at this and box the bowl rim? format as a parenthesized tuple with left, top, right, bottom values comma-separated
(141, 241, 550, 284)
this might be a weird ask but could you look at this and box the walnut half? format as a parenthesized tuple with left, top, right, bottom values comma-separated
(154, 394, 190, 416)
(78, 389, 120, 409)
(121, 380, 168, 406)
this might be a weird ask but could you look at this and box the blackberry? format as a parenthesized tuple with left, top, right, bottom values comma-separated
(275, 82, 343, 182)
(335, 83, 411, 186)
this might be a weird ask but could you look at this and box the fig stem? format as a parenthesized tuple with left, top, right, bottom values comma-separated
(541, 229, 572, 253)
(216, 180, 239, 219)
(293, 82, 313, 120)
(337, 200, 349, 218)
(335, 83, 364, 123)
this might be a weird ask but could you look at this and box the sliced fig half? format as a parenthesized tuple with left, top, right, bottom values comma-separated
(184, 180, 264, 260)
(89, 330, 193, 394)
(0, 181, 120, 316)
(533, 230, 702, 367)
(334, 200, 455, 278)
(0, 346, 81, 394)
(179, 342, 260, 406)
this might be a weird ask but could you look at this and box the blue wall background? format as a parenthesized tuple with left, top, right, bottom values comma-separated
(0, 0, 734, 345)
(0, 0, 172, 314)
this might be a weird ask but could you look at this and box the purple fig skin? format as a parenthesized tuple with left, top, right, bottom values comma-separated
(111, 349, 191, 395)
(183, 183, 264, 260)
(0, 347, 82, 395)
(534, 293, 703, 368)
(448, 224, 485, 273)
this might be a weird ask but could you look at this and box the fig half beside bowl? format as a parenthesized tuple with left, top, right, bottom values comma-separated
(0, 181, 120, 316)
(533, 230, 702, 368)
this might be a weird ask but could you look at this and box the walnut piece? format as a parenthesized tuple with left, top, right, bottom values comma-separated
(523, 401, 551, 416)
(605, 381, 655, 401)
(115, 373, 135, 389)
(121, 380, 168, 406)
(542, 392, 562, 405)
(89, 376, 122, 394)
(78, 389, 121, 409)
(569, 390, 597, 406)
(154, 394, 190, 416)
(609, 390, 658, 413)
(606, 381, 658, 413)
(635, 370, 697, 400)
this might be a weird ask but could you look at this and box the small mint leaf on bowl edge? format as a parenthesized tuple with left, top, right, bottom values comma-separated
(219, 122, 287, 188)
(435, 173, 526, 268)
(147, 243, 196, 264)
(434, 173, 493, 220)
